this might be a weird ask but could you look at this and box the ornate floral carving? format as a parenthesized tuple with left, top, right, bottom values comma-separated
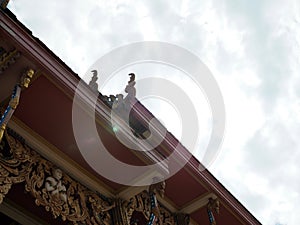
(0, 129, 192, 225)
(125, 180, 176, 225)
(0, 47, 21, 74)
(125, 190, 151, 224)
(0, 130, 36, 203)
(158, 204, 175, 225)
(0, 128, 115, 224)
(175, 213, 189, 225)
(111, 198, 128, 225)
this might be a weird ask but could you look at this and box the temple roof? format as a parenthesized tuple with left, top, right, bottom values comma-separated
(0, 7, 261, 225)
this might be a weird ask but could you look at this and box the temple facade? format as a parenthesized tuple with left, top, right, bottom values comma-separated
(0, 3, 261, 225)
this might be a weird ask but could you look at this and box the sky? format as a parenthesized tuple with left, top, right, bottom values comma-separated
(7, 0, 300, 224)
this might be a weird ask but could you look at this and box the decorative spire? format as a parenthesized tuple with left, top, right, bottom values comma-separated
(89, 70, 99, 92)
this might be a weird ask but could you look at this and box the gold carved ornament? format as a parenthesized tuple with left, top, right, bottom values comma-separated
(0, 129, 115, 225)
(0, 68, 35, 143)
(0, 47, 20, 73)
(0, 130, 193, 225)
(124, 180, 176, 225)
(207, 197, 220, 225)
(0, 130, 34, 203)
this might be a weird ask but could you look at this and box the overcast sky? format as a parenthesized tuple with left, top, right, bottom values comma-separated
(8, 0, 300, 224)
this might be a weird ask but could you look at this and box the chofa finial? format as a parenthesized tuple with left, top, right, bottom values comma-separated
(89, 70, 99, 92)
(125, 73, 136, 99)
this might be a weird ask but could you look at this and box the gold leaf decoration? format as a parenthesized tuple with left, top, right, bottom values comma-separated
(125, 190, 176, 225)
(0, 129, 115, 224)
(0, 48, 21, 74)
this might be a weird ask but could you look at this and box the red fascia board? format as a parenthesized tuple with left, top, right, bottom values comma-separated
(132, 101, 261, 223)
(187, 157, 262, 224)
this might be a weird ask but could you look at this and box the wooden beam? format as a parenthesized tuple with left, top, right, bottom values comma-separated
(0, 199, 49, 225)
(180, 192, 217, 214)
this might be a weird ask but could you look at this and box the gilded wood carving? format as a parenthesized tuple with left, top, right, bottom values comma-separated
(0, 128, 115, 225)
(125, 181, 177, 225)
(0, 129, 194, 225)
(0, 47, 20, 74)
(207, 197, 219, 225)
(0, 68, 35, 142)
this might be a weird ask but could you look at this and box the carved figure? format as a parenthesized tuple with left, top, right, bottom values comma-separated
(0, 130, 115, 224)
(21, 68, 35, 88)
(88, 194, 115, 225)
(45, 168, 67, 203)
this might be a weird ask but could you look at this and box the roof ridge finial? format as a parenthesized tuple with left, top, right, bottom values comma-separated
(0, 0, 10, 10)
(125, 73, 136, 99)
(89, 70, 99, 92)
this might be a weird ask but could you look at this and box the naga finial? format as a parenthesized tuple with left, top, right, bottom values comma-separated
(125, 73, 136, 99)
(128, 73, 135, 84)
(89, 70, 99, 92)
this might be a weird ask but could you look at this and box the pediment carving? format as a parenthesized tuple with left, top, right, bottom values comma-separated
(0, 128, 115, 225)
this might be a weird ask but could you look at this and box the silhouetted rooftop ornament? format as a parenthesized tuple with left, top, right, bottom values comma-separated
(124, 73, 136, 103)
(0, 0, 10, 9)
(89, 70, 99, 92)
(95, 72, 137, 111)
